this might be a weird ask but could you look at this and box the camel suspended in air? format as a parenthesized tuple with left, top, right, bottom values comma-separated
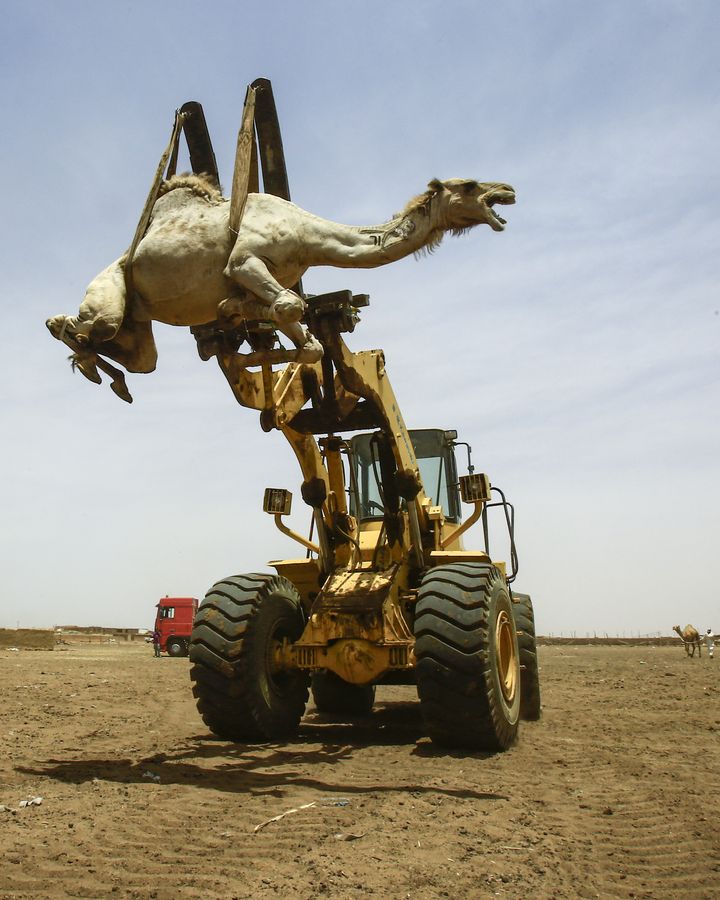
(46, 175, 515, 401)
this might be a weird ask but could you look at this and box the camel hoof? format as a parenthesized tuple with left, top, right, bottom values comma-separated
(271, 290, 305, 326)
(110, 376, 133, 404)
(72, 353, 102, 385)
(295, 337, 324, 364)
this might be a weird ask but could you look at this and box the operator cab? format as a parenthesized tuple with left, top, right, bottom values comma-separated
(349, 428, 461, 522)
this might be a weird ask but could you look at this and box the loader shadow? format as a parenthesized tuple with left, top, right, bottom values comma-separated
(300, 699, 426, 745)
(17, 699, 507, 802)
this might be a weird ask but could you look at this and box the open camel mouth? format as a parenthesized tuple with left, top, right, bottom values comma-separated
(486, 189, 516, 231)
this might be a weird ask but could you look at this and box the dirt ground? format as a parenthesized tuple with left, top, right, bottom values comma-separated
(1, 643, 718, 899)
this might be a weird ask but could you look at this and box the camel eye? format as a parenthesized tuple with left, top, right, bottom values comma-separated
(462, 181, 477, 194)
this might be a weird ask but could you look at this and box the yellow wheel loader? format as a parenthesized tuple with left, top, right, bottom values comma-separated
(176, 81, 540, 751)
(189, 291, 541, 751)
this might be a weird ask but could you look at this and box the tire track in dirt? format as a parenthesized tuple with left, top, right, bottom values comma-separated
(3, 644, 719, 899)
(588, 786, 714, 898)
(530, 652, 718, 899)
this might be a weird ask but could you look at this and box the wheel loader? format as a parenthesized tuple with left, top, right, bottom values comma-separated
(189, 285, 541, 751)
(171, 80, 541, 752)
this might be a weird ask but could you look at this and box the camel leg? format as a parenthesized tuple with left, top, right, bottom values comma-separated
(49, 313, 155, 403)
(224, 253, 304, 318)
(223, 253, 322, 360)
(94, 356, 133, 403)
(276, 320, 323, 362)
(46, 256, 132, 392)
(72, 351, 132, 402)
(49, 316, 157, 376)
(58, 333, 132, 401)
(100, 317, 158, 374)
(71, 350, 102, 385)
(47, 257, 128, 348)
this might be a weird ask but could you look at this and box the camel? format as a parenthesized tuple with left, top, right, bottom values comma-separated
(46, 175, 515, 401)
(672, 624, 702, 657)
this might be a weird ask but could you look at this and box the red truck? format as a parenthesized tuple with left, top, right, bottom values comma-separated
(153, 597, 198, 657)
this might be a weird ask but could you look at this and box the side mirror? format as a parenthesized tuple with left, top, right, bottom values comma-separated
(263, 488, 292, 516)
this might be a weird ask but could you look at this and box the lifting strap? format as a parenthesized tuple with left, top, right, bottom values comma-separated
(124, 109, 187, 301)
(228, 84, 258, 234)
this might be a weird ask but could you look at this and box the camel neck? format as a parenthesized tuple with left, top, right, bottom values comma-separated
(349, 195, 449, 264)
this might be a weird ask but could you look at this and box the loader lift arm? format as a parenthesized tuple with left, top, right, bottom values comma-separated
(213, 289, 435, 572)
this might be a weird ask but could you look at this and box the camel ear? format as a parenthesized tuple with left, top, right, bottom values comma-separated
(427, 178, 445, 193)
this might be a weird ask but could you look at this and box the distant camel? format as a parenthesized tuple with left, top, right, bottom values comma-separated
(672, 624, 702, 658)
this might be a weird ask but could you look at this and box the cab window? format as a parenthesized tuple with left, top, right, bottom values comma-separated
(350, 429, 460, 522)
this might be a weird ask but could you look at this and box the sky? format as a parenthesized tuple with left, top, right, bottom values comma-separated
(1, 0, 718, 636)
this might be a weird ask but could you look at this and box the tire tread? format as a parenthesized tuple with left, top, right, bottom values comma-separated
(189, 573, 308, 741)
(414, 563, 520, 751)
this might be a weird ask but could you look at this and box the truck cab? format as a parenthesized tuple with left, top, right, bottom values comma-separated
(154, 597, 198, 657)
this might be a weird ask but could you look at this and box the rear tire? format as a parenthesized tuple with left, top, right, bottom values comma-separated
(512, 592, 542, 720)
(414, 563, 520, 751)
(189, 573, 308, 741)
(311, 671, 375, 716)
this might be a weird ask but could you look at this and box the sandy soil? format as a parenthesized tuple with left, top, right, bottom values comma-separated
(1, 643, 718, 899)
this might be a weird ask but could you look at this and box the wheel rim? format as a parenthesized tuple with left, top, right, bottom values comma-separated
(495, 609, 518, 704)
(265, 619, 297, 698)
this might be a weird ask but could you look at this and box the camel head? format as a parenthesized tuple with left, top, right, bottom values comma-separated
(428, 178, 516, 232)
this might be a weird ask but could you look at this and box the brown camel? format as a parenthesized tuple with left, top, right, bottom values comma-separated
(672, 624, 702, 657)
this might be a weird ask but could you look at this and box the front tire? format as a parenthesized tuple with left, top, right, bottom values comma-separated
(167, 638, 187, 658)
(189, 573, 308, 741)
(414, 563, 520, 751)
(311, 671, 375, 716)
(512, 592, 542, 720)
